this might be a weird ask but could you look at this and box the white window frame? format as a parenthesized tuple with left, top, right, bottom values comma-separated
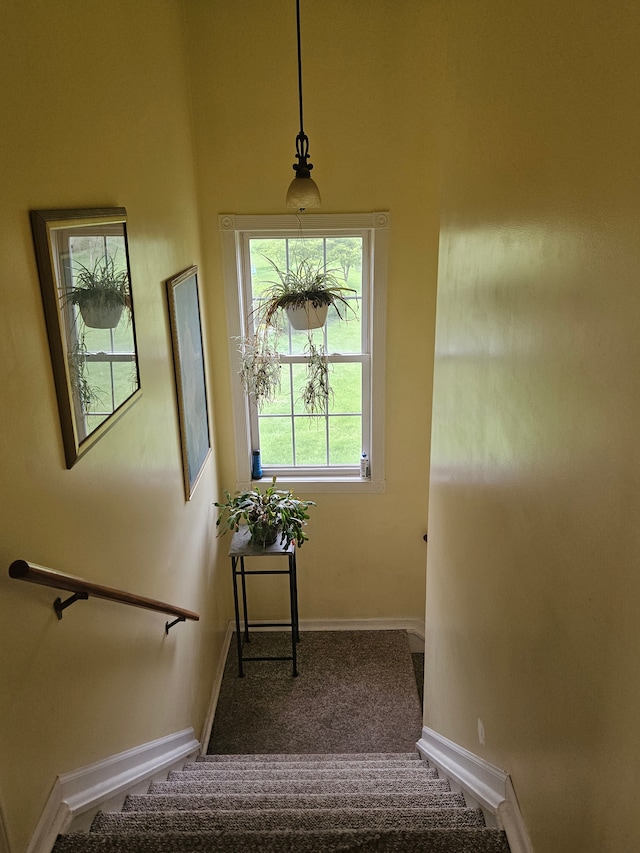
(220, 212, 389, 493)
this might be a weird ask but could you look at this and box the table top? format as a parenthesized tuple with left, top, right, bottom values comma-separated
(228, 526, 295, 557)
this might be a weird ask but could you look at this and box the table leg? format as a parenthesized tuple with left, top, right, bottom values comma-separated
(289, 553, 298, 677)
(291, 550, 300, 643)
(240, 556, 250, 643)
(231, 556, 244, 677)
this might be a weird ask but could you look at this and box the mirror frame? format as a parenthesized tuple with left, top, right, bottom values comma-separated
(30, 207, 142, 468)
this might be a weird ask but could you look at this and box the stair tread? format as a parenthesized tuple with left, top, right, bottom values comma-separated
(171, 766, 436, 781)
(54, 827, 511, 853)
(149, 778, 446, 795)
(187, 759, 426, 772)
(123, 789, 460, 812)
(198, 752, 421, 763)
(93, 805, 485, 832)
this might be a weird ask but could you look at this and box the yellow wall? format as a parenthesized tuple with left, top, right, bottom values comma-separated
(426, 2, 640, 850)
(0, 1, 441, 848)
(0, 3, 230, 850)
(184, 0, 439, 621)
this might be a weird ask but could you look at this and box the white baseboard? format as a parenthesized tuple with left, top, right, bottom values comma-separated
(299, 618, 425, 647)
(27, 728, 199, 853)
(417, 727, 533, 853)
(230, 617, 425, 647)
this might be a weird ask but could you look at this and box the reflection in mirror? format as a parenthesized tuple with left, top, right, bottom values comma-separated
(30, 208, 141, 467)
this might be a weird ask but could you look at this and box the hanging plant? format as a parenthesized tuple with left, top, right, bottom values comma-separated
(64, 252, 130, 329)
(238, 252, 357, 415)
(68, 333, 103, 415)
(256, 255, 357, 330)
(237, 332, 281, 410)
(300, 341, 332, 415)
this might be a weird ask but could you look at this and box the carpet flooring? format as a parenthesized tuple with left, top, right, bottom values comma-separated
(208, 630, 423, 755)
(52, 631, 512, 852)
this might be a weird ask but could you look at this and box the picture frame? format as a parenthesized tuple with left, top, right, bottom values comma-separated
(30, 207, 142, 468)
(166, 266, 211, 499)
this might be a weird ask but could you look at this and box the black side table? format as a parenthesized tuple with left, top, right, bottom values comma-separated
(229, 526, 300, 677)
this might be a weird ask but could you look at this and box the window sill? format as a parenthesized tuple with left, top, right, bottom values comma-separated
(242, 475, 385, 495)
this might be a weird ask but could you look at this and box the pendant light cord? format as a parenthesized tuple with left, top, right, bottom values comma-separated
(296, 0, 304, 135)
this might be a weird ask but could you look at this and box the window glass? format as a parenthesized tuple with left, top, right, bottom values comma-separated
(246, 234, 366, 473)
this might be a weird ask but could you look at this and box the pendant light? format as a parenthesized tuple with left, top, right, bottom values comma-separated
(286, 0, 321, 210)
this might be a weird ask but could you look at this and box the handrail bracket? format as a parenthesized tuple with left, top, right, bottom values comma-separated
(54, 591, 89, 620)
(165, 616, 186, 634)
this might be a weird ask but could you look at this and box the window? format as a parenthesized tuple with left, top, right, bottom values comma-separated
(220, 213, 388, 492)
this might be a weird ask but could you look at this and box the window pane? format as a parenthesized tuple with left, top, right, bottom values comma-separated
(250, 239, 286, 298)
(291, 361, 332, 416)
(85, 413, 109, 432)
(287, 324, 325, 356)
(329, 363, 362, 413)
(84, 359, 137, 412)
(326, 237, 362, 296)
(294, 416, 327, 465)
(259, 416, 293, 465)
(326, 308, 361, 354)
(260, 364, 291, 415)
(81, 321, 134, 354)
(329, 415, 362, 464)
(290, 237, 324, 269)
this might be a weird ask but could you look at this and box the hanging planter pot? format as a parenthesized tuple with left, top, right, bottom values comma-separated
(258, 256, 357, 332)
(285, 301, 329, 330)
(65, 253, 130, 330)
(79, 301, 124, 329)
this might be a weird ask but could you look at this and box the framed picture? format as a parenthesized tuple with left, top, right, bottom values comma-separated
(166, 266, 211, 499)
(30, 207, 142, 468)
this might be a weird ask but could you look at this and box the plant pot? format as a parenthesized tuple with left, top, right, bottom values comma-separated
(79, 302, 124, 329)
(250, 523, 280, 548)
(286, 301, 329, 330)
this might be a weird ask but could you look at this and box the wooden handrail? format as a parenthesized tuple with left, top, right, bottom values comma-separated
(9, 560, 199, 632)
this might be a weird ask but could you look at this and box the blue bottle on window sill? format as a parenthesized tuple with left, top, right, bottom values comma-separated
(251, 450, 263, 480)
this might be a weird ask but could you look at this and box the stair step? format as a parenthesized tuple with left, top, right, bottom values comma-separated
(92, 806, 485, 833)
(171, 765, 435, 782)
(123, 788, 460, 812)
(197, 752, 421, 763)
(189, 758, 425, 772)
(148, 776, 444, 796)
(53, 828, 512, 853)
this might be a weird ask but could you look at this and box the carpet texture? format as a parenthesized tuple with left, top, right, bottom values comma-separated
(208, 630, 423, 755)
(54, 754, 511, 853)
(52, 633, 511, 852)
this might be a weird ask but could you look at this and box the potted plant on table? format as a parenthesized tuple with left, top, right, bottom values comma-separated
(64, 252, 131, 329)
(215, 477, 315, 549)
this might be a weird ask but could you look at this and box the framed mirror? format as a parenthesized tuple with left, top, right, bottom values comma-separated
(30, 207, 142, 467)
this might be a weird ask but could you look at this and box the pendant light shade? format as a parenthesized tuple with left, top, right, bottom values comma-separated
(286, 175, 321, 209)
(286, 0, 320, 210)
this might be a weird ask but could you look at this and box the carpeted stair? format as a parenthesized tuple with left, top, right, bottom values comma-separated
(53, 752, 511, 852)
